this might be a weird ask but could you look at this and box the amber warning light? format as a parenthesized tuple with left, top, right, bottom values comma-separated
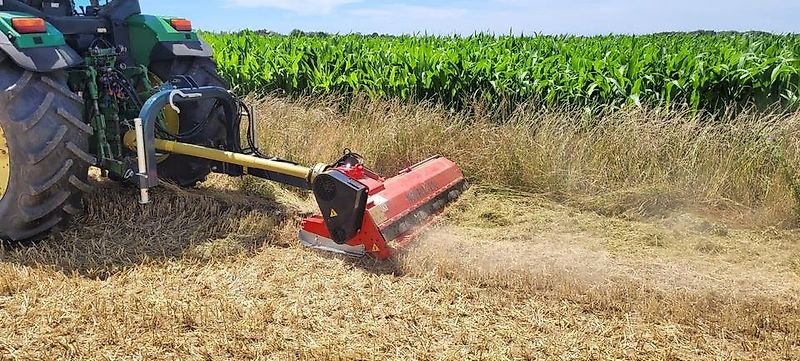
(11, 18, 47, 34)
(170, 18, 192, 32)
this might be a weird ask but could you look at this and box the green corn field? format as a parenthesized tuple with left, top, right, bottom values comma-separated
(203, 31, 800, 112)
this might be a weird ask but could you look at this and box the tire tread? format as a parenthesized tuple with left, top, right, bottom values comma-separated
(0, 56, 90, 242)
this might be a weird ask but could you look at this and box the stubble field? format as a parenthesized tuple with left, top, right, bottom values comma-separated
(1, 98, 799, 360)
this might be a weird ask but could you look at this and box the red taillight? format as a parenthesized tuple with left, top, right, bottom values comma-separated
(11, 18, 47, 34)
(169, 18, 192, 32)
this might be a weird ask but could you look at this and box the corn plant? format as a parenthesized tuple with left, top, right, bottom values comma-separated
(202, 31, 800, 113)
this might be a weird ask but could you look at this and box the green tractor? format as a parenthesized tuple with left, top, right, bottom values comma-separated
(0, 0, 467, 260)
(0, 0, 232, 240)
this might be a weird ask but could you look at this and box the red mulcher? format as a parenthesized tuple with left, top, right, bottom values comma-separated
(122, 84, 467, 261)
(299, 153, 468, 259)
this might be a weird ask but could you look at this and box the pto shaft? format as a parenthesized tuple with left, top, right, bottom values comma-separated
(123, 131, 327, 187)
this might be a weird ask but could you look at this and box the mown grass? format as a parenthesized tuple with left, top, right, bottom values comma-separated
(1, 179, 798, 359)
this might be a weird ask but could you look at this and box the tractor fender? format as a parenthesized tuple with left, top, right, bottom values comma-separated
(0, 26, 82, 73)
(127, 15, 214, 66)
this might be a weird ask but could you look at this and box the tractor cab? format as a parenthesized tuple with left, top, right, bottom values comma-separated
(20, 0, 136, 17)
(26, 0, 91, 16)
(24, 1, 73, 16)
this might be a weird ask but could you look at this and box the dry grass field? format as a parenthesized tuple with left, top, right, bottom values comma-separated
(1, 98, 799, 360)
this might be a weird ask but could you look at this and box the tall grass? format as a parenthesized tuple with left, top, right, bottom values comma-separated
(251, 97, 800, 226)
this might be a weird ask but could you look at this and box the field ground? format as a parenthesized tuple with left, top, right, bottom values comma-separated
(1, 99, 799, 360)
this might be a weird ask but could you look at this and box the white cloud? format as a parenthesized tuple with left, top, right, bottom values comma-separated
(229, 0, 360, 15)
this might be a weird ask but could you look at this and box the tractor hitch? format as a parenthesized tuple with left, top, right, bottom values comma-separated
(130, 85, 240, 202)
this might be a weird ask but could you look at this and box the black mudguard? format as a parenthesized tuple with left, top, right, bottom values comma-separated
(0, 32, 82, 73)
(149, 40, 214, 62)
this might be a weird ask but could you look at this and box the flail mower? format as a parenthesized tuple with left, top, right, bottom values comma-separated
(0, 0, 466, 259)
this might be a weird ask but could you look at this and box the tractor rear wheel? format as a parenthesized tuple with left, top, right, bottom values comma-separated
(149, 57, 230, 187)
(0, 55, 92, 242)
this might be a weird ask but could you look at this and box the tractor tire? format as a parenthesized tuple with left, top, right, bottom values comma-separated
(149, 57, 230, 187)
(0, 54, 93, 242)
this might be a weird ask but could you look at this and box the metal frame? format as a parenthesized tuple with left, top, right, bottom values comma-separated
(128, 85, 374, 249)
(131, 86, 237, 202)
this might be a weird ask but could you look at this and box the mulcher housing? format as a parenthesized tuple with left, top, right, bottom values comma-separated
(0, 0, 466, 258)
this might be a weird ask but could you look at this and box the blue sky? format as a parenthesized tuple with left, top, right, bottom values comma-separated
(131, 0, 799, 35)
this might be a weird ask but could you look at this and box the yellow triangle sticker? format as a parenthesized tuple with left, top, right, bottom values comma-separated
(330, 209, 338, 218)
(372, 244, 381, 253)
